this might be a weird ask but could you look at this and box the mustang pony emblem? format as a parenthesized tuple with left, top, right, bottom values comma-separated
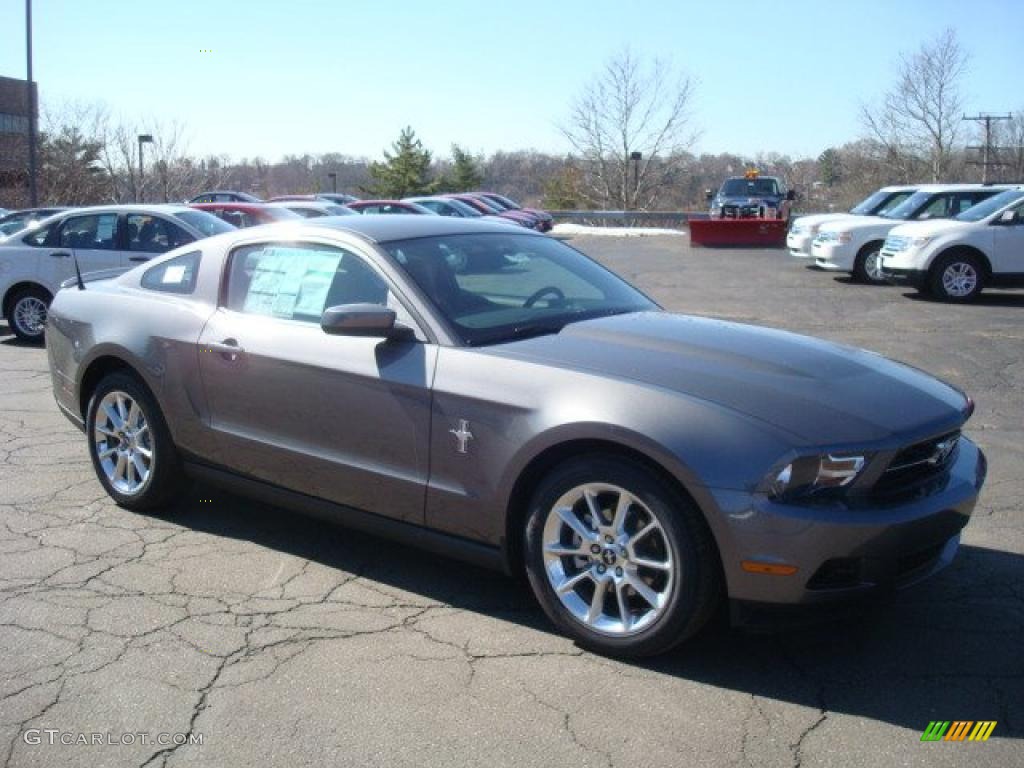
(450, 420, 473, 454)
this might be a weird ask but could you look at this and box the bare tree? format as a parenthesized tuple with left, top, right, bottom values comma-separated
(861, 28, 968, 182)
(561, 49, 697, 209)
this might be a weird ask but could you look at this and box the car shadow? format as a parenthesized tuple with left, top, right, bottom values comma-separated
(160, 483, 1021, 737)
(901, 291, 1024, 308)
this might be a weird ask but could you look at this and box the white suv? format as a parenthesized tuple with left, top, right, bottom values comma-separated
(0, 205, 233, 342)
(880, 187, 1024, 302)
(787, 185, 917, 257)
(810, 185, 1011, 283)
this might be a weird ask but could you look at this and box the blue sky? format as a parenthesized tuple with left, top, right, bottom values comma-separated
(1, 0, 1021, 162)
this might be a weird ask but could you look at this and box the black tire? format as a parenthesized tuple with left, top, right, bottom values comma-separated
(523, 454, 720, 658)
(852, 242, 886, 284)
(85, 371, 186, 511)
(928, 251, 985, 302)
(5, 286, 51, 344)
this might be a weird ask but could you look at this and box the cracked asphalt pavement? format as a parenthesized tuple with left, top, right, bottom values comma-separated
(1, 238, 1021, 767)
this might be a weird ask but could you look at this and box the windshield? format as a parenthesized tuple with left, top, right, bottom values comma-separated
(491, 194, 521, 209)
(325, 204, 357, 216)
(850, 189, 911, 215)
(174, 209, 236, 236)
(447, 199, 483, 217)
(954, 189, 1024, 222)
(720, 178, 780, 197)
(383, 233, 655, 346)
(879, 190, 934, 220)
(461, 196, 501, 214)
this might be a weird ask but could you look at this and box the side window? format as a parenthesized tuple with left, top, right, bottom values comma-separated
(360, 205, 380, 214)
(140, 251, 201, 294)
(22, 223, 53, 247)
(226, 243, 394, 324)
(59, 213, 119, 250)
(953, 194, 985, 216)
(127, 214, 194, 253)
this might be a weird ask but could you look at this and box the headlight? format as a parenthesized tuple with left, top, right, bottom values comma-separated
(763, 453, 868, 501)
(910, 235, 933, 248)
(834, 231, 852, 244)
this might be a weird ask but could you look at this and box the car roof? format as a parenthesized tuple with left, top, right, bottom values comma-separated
(46, 203, 196, 216)
(904, 183, 1014, 192)
(240, 213, 542, 244)
(191, 202, 271, 212)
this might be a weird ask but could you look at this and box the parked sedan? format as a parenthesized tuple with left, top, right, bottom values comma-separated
(445, 194, 538, 229)
(45, 216, 984, 657)
(188, 191, 263, 204)
(0, 207, 71, 238)
(190, 202, 302, 228)
(266, 201, 356, 218)
(403, 196, 514, 225)
(346, 200, 434, 215)
(477, 192, 554, 232)
(1, 205, 233, 342)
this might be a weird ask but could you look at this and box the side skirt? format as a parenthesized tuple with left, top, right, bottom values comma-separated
(183, 461, 506, 573)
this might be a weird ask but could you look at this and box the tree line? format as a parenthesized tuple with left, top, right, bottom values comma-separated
(5, 29, 1021, 214)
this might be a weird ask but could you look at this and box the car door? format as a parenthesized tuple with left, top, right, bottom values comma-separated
(123, 213, 196, 265)
(991, 199, 1024, 274)
(196, 239, 436, 524)
(42, 212, 122, 286)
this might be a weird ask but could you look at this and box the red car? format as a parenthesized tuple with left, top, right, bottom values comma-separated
(189, 202, 301, 228)
(346, 200, 435, 215)
(477, 192, 554, 232)
(445, 194, 539, 229)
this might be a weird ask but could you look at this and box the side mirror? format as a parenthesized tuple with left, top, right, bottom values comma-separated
(704, 189, 714, 200)
(320, 303, 414, 340)
(786, 190, 797, 201)
(998, 209, 1018, 224)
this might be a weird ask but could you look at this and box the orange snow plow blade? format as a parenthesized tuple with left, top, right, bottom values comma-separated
(689, 218, 788, 248)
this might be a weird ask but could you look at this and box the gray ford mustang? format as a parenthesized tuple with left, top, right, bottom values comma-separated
(46, 216, 986, 657)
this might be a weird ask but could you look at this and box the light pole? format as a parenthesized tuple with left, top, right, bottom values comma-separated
(328, 172, 337, 193)
(25, 0, 38, 206)
(629, 151, 642, 210)
(137, 134, 153, 202)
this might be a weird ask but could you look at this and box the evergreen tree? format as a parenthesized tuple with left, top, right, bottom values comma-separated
(818, 148, 842, 187)
(441, 144, 484, 192)
(365, 127, 436, 197)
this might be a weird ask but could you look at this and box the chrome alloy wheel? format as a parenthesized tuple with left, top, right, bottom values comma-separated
(942, 261, 978, 298)
(864, 250, 885, 282)
(541, 483, 675, 636)
(93, 391, 153, 495)
(13, 296, 47, 337)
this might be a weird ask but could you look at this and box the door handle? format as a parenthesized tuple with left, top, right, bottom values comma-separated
(205, 339, 244, 361)
(128, 256, 149, 263)
(50, 251, 71, 258)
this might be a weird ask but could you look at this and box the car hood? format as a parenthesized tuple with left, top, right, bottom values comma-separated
(818, 215, 894, 234)
(886, 219, 971, 238)
(791, 213, 854, 229)
(489, 312, 967, 446)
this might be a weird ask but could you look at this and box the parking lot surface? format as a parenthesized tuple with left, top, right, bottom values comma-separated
(1, 237, 1020, 767)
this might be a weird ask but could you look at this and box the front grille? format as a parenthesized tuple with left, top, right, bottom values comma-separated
(873, 431, 960, 498)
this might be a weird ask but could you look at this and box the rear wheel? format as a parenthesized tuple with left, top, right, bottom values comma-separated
(85, 372, 186, 511)
(524, 455, 720, 657)
(853, 243, 886, 284)
(6, 287, 50, 343)
(929, 252, 985, 302)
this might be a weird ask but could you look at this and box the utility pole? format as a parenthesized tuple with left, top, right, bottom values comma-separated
(963, 113, 1011, 182)
(25, 0, 38, 207)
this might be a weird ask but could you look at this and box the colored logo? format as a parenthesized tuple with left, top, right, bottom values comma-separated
(921, 721, 996, 742)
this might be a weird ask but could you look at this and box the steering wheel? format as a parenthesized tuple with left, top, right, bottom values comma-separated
(523, 286, 566, 308)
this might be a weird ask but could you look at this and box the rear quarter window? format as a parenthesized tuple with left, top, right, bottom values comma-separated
(140, 251, 201, 294)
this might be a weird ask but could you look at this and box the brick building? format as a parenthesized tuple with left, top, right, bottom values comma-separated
(0, 75, 37, 209)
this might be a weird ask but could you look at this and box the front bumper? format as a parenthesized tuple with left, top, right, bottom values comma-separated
(812, 241, 855, 271)
(786, 231, 813, 257)
(707, 436, 986, 607)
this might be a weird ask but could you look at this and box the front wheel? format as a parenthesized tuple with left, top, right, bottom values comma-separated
(929, 252, 985, 302)
(86, 372, 186, 511)
(524, 455, 720, 657)
(853, 243, 886, 284)
(6, 287, 51, 343)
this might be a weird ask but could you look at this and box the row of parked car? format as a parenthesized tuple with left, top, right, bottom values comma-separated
(0, 191, 553, 343)
(787, 183, 1024, 302)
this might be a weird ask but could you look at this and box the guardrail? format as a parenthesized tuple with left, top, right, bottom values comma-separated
(548, 210, 707, 228)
